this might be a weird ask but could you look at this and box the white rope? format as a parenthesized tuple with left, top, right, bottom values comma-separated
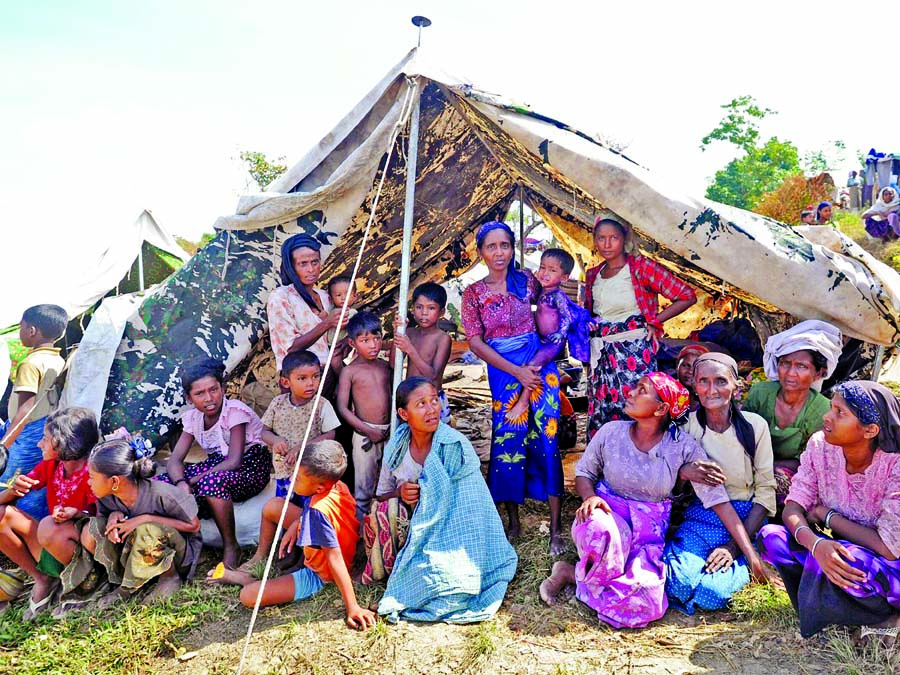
(235, 77, 419, 675)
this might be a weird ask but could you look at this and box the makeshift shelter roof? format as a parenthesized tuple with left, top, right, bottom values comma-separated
(90, 49, 900, 444)
(1, 209, 190, 330)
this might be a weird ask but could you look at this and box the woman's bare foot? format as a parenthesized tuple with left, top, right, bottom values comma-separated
(506, 524, 522, 544)
(206, 566, 255, 587)
(146, 575, 182, 603)
(539, 561, 575, 606)
(549, 532, 567, 556)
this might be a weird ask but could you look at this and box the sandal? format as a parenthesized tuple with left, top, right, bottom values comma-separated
(22, 580, 60, 622)
(860, 625, 900, 640)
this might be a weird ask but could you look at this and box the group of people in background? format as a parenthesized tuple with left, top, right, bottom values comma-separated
(1, 215, 899, 647)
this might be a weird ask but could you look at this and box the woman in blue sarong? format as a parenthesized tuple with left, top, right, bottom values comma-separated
(460, 221, 565, 554)
(376, 377, 518, 623)
(664, 353, 769, 612)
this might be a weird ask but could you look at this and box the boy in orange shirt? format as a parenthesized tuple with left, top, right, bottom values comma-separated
(208, 440, 375, 630)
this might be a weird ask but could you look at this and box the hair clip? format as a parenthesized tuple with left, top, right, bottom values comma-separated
(128, 435, 155, 459)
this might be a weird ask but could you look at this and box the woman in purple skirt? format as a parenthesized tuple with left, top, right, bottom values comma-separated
(759, 381, 900, 644)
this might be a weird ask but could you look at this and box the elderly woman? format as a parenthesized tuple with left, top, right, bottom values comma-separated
(664, 353, 770, 614)
(266, 233, 348, 389)
(539, 372, 759, 628)
(759, 381, 900, 644)
(862, 185, 900, 240)
(743, 320, 842, 506)
(584, 217, 696, 438)
(375, 377, 518, 623)
(461, 221, 564, 553)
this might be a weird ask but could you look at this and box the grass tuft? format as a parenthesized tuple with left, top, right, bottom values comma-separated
(729, 582, 796, 628)
(828, 627, 900, 675)
(460, 620, 499, 673)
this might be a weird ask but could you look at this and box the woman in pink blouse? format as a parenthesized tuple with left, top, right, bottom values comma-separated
(461, 221, 564, 554)
(760, 380, 900, 644)
(266, 233, 349, 395)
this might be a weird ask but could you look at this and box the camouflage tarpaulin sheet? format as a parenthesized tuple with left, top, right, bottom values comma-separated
(95, 49, 900, 445)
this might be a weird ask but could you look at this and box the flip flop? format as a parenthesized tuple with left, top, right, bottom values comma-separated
(860, 625, 900, 639)
(22, 580, 60, 622)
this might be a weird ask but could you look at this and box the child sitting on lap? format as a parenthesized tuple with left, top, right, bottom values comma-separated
(157, 358, 272, 569)
(392, 282, 453, 424)
(337, 311, 392, 520)
(51, 438, 202, 615)
(206, 440, 375, 631)
(505, 248, 592, 422)
(326, 275, 359, 346)
(0, 407, 99, 619)
(261, 350, 341, 499)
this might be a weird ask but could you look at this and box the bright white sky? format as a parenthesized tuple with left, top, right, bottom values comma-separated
(2, 0, 897, 323)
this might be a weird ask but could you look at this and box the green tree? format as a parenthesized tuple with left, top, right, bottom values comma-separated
(700, 96, 774, 154)
(239, 150, 287, 190)
(701, 96, 801, 209)
(706, 138, 800, 210)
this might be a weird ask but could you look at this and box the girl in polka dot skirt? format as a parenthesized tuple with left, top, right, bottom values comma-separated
(158, 359, 271, 569)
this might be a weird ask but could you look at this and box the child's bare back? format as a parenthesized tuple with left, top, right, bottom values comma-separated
(343, 359, 392, 426)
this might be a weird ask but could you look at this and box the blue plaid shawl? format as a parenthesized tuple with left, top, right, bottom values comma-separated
(378, 422, 518, 623)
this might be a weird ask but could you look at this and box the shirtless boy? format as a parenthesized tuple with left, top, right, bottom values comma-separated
(393, 282, 453, 423)
(336, 311, 392, 519)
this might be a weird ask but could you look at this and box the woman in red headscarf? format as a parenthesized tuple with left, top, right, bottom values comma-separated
(539, 372, 759, 628)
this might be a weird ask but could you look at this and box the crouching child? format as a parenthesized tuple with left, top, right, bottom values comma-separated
(207, 440, 376, 630)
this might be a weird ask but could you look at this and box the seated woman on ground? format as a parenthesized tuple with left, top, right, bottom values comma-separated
(374, 376, 518, 623)
(664, 353, 770, 614)
(861, 185, 900, 240)
(156, 359, 272, 569)
(0, 407, 99, 620)
(742, 320, 841, 510)
(48, 438, 201, 615)
(540, 373, 759, 628)
(759, 381, 900, 645)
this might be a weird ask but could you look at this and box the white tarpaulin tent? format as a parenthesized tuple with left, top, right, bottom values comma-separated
(87, 49, 900, 443)
(1, 209, 190, 329)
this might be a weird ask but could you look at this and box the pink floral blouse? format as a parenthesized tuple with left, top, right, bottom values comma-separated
(182, 398, 265, 458)
(787, 431, 900, 557)
(461, 269, 539, 341)
(266, 284, 332, 369)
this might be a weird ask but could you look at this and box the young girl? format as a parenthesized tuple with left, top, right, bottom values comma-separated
(51, 438, 201, 613)
(157, 358, 271, 569)
(0, 407, 99, 620)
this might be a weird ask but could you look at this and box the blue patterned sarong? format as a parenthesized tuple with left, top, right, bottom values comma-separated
(377, 423, 518, 623)
(0, 417, 48, 519)
(486, 334, 562, 504)
(663, 499, 756, 613)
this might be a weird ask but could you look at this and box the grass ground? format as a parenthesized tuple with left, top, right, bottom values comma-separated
(1, 493, 898, 675)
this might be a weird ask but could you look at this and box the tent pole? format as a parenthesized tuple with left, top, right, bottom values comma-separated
(391, 78, 422, 434)
(137, 246, 145, 292)
(873, 345, 886, 382)
(518, 185, 525, 267)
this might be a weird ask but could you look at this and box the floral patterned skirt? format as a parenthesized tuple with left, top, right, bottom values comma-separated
(587, 315, 656, 439)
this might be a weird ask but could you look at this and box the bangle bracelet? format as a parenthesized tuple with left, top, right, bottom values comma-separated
(810, 537, 825, 557)
(794, 525, 813, 544)
(825, 509, 838, 529)
(173, 478, 187, 486)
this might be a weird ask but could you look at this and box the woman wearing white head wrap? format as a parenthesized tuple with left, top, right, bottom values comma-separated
(744, 320, 842, 508)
